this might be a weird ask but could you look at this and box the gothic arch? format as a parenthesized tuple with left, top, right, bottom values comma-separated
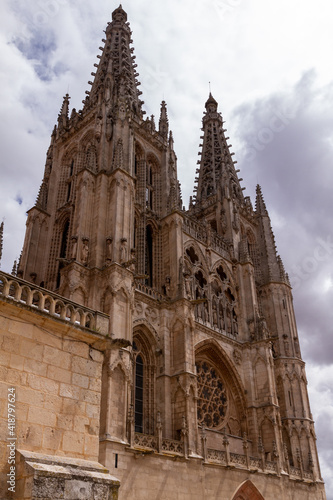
(79, 129, 95, 150)
(85, 143, 98, 172)
(184, 240, 209, 274)
(210, 259, 235, 288)
(57, 148, 78, 206)
(146, 151, 160, 168)
(231, 480, 265, 500)
(71, 286, 87, 306)
(133, 319, 160, 345)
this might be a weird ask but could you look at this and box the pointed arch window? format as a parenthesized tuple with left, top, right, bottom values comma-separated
(56, 220, 70, 288)
(132, 336, 155, 435)
(134, 352, 144, 433)
(145, 225, 153, 287)
(86, 145, 97, 172)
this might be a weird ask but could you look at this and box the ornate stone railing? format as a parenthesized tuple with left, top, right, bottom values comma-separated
(207, 449, 227, 464)
(265, 460, 278, 473)
(135, 281, 164, 301)
(131, 430, 312, 482)
(249, 457, 261, 469)
(133, 433, 157, 450)
(290, 466, 302, 478)
(183, 217, 230, 257)
(230, 452, 247, 467)
(161, 438, 183, 455)
(0, 271, 109, 334)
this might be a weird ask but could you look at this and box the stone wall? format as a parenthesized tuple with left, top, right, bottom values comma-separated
(0, 273, 118, 499)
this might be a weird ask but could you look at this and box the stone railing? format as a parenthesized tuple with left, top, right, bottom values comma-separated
(265, 460, 278, 473)
(0, 271, 109, 334)
(161, 438, 183, 455)
(290, 466, 302, 478)
(133, 433, 157, 450)
(133, 433, 184, 456)
(131, 427, 313, 483)
(135, 281, 164, 301)
(207, 447, 279, 473)
(207, 449, 227, 464)
(183, 217, 231, 257)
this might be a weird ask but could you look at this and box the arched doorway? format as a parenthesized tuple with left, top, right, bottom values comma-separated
(231, 480, 265, 500)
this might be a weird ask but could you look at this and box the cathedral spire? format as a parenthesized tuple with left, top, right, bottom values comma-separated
(255, 184, 268, 215)
(87, 5, 144, 117)
(193, 93, 243, 208)
(255, 184, 283, 283)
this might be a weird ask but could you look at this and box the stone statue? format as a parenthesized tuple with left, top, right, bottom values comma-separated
(106, 237, 113, 261)
(81, 238, 89, 265)
(120, 238, 127, 263)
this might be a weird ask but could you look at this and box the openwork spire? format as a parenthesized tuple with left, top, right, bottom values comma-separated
(193, 93, 243, 207)
(87, 5, 144, 116)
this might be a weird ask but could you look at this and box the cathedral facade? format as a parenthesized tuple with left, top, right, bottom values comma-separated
(0, 6, 326, 499)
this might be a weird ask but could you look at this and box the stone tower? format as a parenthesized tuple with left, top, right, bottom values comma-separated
(10, 5, 325, 499)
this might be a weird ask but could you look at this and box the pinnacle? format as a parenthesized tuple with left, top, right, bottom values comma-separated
(159, 101, 169, 137)
(255, 184, 268, 215)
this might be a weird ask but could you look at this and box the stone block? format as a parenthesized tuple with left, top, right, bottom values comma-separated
(62, 431, 84, 454)
(42, 427, 63, 451)
(63, 339, 89, 358)
(1, 334, 20, 354)
(72, 372, 89, 389)
(57, 414, 74, 431)
(20, 339, 44, 360)
(72, 355, 100, 377)
(47, 364, 72, 384)
(28, 406, 57, 427)
(43, 345, 71, 369)
(62, 399, 86, 416)
(9, 353, 25, 370)
(24, 357, 48, 377)
(27, 373, 59, 394)
(59, 383, 81, 400)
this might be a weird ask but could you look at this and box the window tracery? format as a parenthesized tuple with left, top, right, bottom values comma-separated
(196, 359, 228, 428)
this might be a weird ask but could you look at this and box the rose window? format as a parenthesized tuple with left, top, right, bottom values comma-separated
(196, 360, 228, 428)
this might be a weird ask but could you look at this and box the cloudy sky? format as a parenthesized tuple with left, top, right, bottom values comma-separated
(1, 0, 332, 493)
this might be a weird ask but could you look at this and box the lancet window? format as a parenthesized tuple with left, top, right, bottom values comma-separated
(56, 219, 70, 288)
(132, 333, 155, 435)
(145, 225, 153, 287)
(57, 156, 76, 207)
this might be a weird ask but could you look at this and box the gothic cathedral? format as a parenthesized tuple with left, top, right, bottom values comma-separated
(0, 5, 326, 500)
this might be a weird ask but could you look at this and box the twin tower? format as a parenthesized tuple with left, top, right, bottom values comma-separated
(13, 5, 325, 500)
